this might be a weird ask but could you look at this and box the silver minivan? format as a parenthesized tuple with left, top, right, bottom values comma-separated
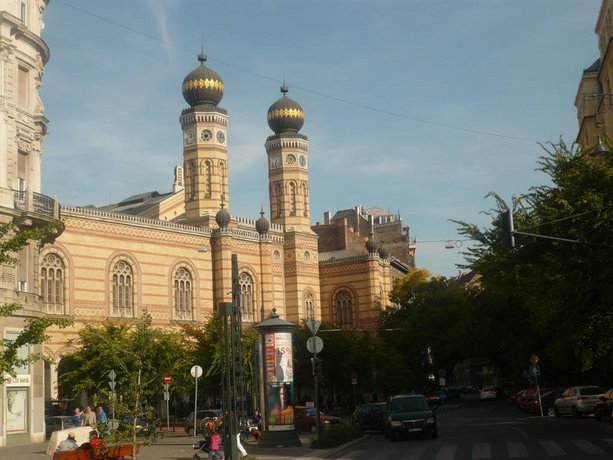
(553, 386, 604, 417)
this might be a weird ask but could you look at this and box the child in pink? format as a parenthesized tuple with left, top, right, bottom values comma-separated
(209, 430, 222, 459)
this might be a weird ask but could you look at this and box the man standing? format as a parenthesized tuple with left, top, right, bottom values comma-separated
(83, 405, 96, 428)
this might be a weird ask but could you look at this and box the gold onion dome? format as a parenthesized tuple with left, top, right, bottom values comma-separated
(267, 82, 305, 134)
(182, 52, 224, 108)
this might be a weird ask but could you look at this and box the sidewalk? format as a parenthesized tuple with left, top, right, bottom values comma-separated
(0, 429, 352, 460)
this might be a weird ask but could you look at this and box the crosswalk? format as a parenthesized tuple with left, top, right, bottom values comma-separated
(332, 438, 613, 460)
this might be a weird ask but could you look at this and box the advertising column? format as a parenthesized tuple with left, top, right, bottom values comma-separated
(255, 309, 300, 447)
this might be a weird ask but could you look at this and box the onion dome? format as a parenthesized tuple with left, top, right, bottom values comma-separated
(255, 209, 270, 235)
(378, 243, 389, 260)
(267, 82, 305, 134)
(366, 234, 378, 253)
(215, 203, 231, 229)
(182, 52, 224, 108)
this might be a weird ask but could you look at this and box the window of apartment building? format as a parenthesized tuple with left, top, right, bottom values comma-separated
(17, 66, 29, 110)
(334, 289, 353, 328)
(20, 1, 27, 24)
(239, 272, 254, 323)
(41, 253, 65, 315)
(174, 267, 193, 320)
(111, 260, 134, 318)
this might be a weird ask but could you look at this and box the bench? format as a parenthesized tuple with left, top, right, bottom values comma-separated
(52, 451, 92, 460)
(105, 443, 141, 459)
(52, 443, 141, 460)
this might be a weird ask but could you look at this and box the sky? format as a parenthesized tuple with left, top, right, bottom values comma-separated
(39, 0, 600, 277)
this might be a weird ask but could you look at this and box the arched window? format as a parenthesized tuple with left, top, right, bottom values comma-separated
(302, 182, 309, 217)
(41, 253, 64, 314)
(204, 160, 212, 198)
(275, 182, 283, 217)
(219, 161, 226, 201)
(334, 289, 353, 328)
(112, 260, 133, 318)
(289, 181, 296, 216)
(239, 272, 254, 323)
(188, 160, 196, 200)
(304, 291, 314, 320)
(174, 267, 193, 320)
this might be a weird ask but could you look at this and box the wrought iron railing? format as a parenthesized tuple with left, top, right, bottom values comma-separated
(5, 188, 58, 218)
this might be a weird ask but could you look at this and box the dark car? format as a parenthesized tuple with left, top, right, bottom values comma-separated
(385, 394, 437, 441)
(45, 416, 73, 439)
(522, 389, 564, 416)
(594, 389, 613, 421)
(352, 402, 386, 431)
(116, 414, 156, 436)
(424, 391, 447, 407)
(294, 406, 341, 432)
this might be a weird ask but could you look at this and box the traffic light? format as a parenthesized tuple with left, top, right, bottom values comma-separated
(500, 210, 515, 249)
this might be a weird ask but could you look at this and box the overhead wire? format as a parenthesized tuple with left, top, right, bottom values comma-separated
(56, 0, 537, 144)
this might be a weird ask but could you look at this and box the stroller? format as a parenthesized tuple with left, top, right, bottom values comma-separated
(192, 419, 223, 459)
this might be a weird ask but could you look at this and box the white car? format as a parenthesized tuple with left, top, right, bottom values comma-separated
(480, 387, 497, 400)
(553, 386, 604, 417)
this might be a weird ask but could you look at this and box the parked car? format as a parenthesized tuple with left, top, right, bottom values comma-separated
(522, 389, 564, 416)
(384, 394, 437, 441)
(352, 402, 386, 431)
(294, 406, 341, 432)
(184, 410, 223, 436)
(117, 414, 156, 436)
(480, 387, 497, 400)
(553, 386, 605, 417)
(510, 389, 528, 407)
(45, 416, 73, 439)
(594, 389, 613, 421)
(424, 391, 447, 407)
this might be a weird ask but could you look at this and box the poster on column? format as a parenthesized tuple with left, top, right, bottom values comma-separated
(265, 332, 294, 430)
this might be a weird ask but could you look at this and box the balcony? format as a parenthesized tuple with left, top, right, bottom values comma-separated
(0, 187, 60, 224)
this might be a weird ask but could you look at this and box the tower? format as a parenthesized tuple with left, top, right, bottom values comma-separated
(265, 84, 310, 230)
(265, 84, 321, 321)
(180, 52, 229, 225)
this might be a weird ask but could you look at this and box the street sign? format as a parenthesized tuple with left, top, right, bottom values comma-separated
(351, 371, 358, 385)
(108, 370, 116, 380)
(529, 364, 541, 377)
(190, 365, 203, 378)
(306, 320, 321, 335)
(164, 374, 172, 384)
(306, 336, 324, 354)
(530, 353, 540, 365)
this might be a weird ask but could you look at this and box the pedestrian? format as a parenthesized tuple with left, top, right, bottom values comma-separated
(71, 407, 84, 427)
(208, 429, 223, 460)
(83, 405, 96, 428)
(95, 405, 108, 424)
(56, 432, 79, 451)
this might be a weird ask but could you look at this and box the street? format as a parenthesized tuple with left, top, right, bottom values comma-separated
(331, 399, 613, 460)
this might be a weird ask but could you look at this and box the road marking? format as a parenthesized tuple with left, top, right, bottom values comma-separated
(434, 444, 457, 460)
(472, 442, 491, 459)
(571, 439, 604, 455)
(506, 441, 529, 457)
(400, 444, 428, 459)
(339, 449, 365, 458)
(539, 440, 567, 456)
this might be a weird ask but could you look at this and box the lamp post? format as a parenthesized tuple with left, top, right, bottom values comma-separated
(191, 365, 203, 438)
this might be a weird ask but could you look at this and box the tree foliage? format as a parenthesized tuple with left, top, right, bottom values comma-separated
(0, 222, 71, 384)
(454, 141, 613, 383)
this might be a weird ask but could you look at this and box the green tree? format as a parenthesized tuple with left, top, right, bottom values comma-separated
(455, 141, 613, 383)
(59, 312, 193, 449)
(0, 222, 71, 383)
